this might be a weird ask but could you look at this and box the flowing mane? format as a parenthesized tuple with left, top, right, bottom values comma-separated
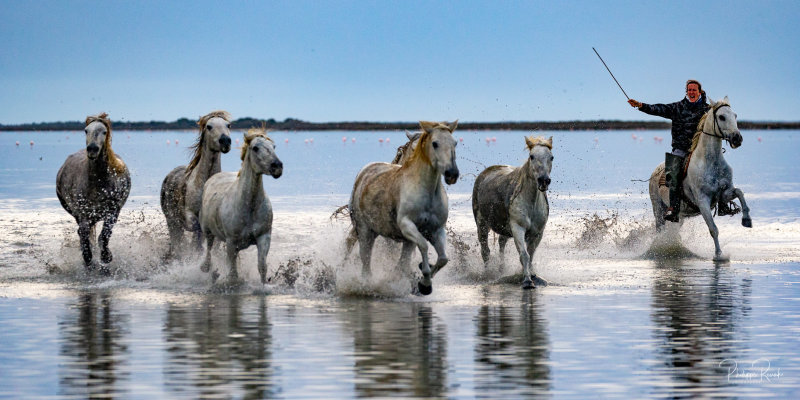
(187, 110, 231, 174)
(690, 99, 729, 153)
(402, 121, 455, 167)
(85, 112, 126, 174)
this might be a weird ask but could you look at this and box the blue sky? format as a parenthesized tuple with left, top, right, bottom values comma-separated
(1, 1, 798, 124)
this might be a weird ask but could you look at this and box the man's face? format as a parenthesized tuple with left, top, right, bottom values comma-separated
(686, 83, 700, 102)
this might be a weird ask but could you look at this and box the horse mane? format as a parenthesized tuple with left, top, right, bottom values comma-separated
(690, 99, 728, 153)
(237, 128, 273, 176)
(186, 110, 231, 174)
(392, 130, 421, 164)
(85, 112, 126, 174)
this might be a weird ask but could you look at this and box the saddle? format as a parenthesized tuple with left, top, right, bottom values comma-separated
(656, 152, 740, 216)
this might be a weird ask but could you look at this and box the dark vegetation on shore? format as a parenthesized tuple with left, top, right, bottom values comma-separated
(1, 118, 798, 132)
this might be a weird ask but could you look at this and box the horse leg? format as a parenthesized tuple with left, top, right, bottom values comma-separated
(191, 218, 203, 252)
(99, 213, 118, 265)
(256, 233, 272, 284)
(356, 227, 377, 278)
(200, 233, 214, 273)
(510, 222, 533, 289)
(476, 218, 491, 267)
(498, 235, 509, 270)
(78, 222, 93, 267)
(225, 240, 239, 282)
(397, 241, 414, 277)
(526, 232, 547, 287)
(429, 227, 449, 278)
(732, 188, 752, 228)
(697, 198, 725, 261)
(344, 227, 358, 257)
(398, 217, 432, 295)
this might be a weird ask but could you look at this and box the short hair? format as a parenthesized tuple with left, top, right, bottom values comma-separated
(686, 79, 705, 95)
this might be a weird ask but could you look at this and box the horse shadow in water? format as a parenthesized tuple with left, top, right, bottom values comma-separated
(472, 135, 553, 289)
(56, 113, 131, 274)
(160, 110, 232, 259)
(648, 97, 752, 262)
(199, 128, 283, 285)
(346, 120, 459, 295)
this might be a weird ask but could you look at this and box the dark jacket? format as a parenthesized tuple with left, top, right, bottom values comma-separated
(639, 94, 709, 152)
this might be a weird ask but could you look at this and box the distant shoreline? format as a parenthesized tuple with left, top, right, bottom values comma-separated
(1, 118, 798, 132)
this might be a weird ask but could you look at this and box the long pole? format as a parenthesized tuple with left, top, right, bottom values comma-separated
(592, 47, 630, 100)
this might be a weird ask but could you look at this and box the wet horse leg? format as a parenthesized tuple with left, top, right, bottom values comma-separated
(498, 235, 509, 269)
(697, 195, 725, 261)
(78, 221, 93, 267)
(356, 225, 377, 278)
(398, 216, 432, 295)
(429, 227, 449, 278)
(397, 241, 414, 277)
(256, 232, 272, 284)
(526, 231, 547, 286)
(99, 213, 118, 264)
(732, 188, 752, 228)
(225, 240, 239, 282)
(510, 222, 533, 289)
(476, 217, 491, 266)
(200, 233, 215, 272)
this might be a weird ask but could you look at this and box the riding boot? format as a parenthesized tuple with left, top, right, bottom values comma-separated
(664, 153, 685, 223)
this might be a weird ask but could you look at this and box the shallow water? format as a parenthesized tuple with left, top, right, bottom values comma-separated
(1, 129, 799, 398)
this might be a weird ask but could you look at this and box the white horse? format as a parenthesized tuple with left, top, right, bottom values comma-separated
(56, 113, 131, 272)
(200, 128, 283, 283)
(347, 121, 459, 295)
(649, 97, 752, 261)
(472, 136, 553, 289)
(160, 111, 232, 258)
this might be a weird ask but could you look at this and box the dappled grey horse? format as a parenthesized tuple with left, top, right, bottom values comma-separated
(200, 129, 283, 284)
(56, 113, 131, 272)
(160, 110, 232, 258)
(649, 97, 752, 261)
(472, 135, 553, 289)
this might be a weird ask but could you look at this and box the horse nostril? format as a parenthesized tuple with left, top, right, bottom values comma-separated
(545, 178, 551, 185)
(87, 144, 99, 152)
(219, 136, 231, 147)
(271, 161, 283, 169)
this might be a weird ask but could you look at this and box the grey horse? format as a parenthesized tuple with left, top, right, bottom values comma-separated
(199, 129, 283, 284)
(472, 135, 553, 289)
(56, 113, 131, 272)
(160, 110, 232, 258)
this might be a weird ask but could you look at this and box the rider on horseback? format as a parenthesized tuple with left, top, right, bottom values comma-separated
(628, 79, 709, 222)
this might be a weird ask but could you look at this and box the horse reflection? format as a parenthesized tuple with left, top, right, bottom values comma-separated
(162, 296, 274, 398)
(344, 302, 448, 398)
(58, 292, 129, 398)
(474, 288, 551, 395)
(650, 260, 752, 393)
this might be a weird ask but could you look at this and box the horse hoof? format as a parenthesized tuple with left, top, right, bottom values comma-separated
(742, 217, 752, 228)
(522, 280, 534, 290)
(532, 275, 548, 287)
(98, 266, 111, 276)
(101, 251, 112, 264)
(417, 281, 432, 296)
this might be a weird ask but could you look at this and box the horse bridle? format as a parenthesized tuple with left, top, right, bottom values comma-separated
(703, 104, 732, 144)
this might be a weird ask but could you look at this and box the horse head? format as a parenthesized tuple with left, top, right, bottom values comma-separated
(419, 120, 459, 185)
(198, 110, 232, 154)
(84, 112, 111, 160)
(242, 129, 283, 178)
(710, 97, 742, 149)
(524, 135, 553, 192)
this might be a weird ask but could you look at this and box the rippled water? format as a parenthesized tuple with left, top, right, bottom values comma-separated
(1, 129, 799, 398)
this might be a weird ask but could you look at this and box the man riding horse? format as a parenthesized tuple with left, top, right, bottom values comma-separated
(628, 79, 710, 222)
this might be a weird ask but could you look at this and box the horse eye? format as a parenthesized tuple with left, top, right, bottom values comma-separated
(84, 129, 88, 133)
(432, 141, 439, 149)
(253, 146, 259, 152)
(227, 124, 231, 129)
(530, 155, 535, 160)
(206, 125, 212, 130)
(550, 156, 554, 161)
(719, 115, 726, 121)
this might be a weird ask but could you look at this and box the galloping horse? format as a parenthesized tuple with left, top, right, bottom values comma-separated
(56, 113, 131, 272)
(649, 97, 752, 261)
(160, 110, 232, 258)
(472, 136, 553, 289)
(347, 121, 459, 295)
(199, 128, 283, 283)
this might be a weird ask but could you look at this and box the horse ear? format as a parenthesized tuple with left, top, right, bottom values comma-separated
(405, 130, 414, 140)
(723, 95, 729, 103)
(547, 136, 553, 147)
(525, 136, 535, 149)
(447, 120, 458, 133)
(419, 121, 436, 133)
